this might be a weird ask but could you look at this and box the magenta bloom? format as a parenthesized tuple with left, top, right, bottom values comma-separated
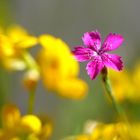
(72, 31, 124, 80)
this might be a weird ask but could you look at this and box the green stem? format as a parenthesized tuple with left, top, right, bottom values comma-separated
(22, 50, 38, 70)
(101, 67, 128, 122)
(21, 51, 38, 114)
(101, 68, 133, 139)
(27, 88, 35, 114)
(0, 68, 8, 107)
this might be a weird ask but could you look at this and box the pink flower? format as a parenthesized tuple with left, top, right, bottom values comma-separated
(72, 31, 124, 80)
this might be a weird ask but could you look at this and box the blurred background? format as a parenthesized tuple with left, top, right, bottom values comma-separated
(0, 0, 140, 139)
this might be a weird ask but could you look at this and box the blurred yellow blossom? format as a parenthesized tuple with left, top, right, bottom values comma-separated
(2, 104, 21, 130)
(76, 135, 89, 140)
(0, 104, 53, 140)
(132, 62, 140, 92)
(57, 79, 88, 99)
(109, 64, 140, 102)
(23, 68, 40, 90)
(20, 115, 41, 134)
(0, 25, 40, 92)
(38, 35, 88, 99)
(91, 121, 140, 140)
(89, 122, 130, 140)
(109, 69, 133, 102)
(65, 121, 140, 140)
(7, 25, 37, 49)
(0, 25, 37, 71)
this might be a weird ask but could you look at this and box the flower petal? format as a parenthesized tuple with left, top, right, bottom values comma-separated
(57, 79, 88, 99)
(101, 33, 124, 52)
(101, 53, 123, 71)
(72, 46, 95, 62)
(86, 56, 104, 80)
(82, 31, 101, 51)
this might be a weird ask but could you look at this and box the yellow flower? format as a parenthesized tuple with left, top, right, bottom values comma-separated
(0, 25, 37, 71)
(57, 79, 88, 99)
(0, 25, 40, 91)
(76, 135, 90, 140)
(6, 25, 37, 49)
(1, 104, 21, 130)
(0, 104, 53, 140)
(79, 121, 138, 140)
(109, 61, 140, 102)
(89, 121, 140, 140)
(132, 62, 140, 92)
(109, 69, 133, 102)
(0, 34, 14, 57)
(38, 35, 88, 99)
(20, 115, 42, 134)
(62, 121, 140, 140)
(91, 122, 130, 140)
(23, 68, 40, 90)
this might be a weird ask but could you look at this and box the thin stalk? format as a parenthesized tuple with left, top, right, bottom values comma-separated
(21, 50, 38, 114)
(27, 88, 35, 114)
(22, 50, 38, 70)
(101, 67, 133, 139)
(101, 67, 128, 122)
